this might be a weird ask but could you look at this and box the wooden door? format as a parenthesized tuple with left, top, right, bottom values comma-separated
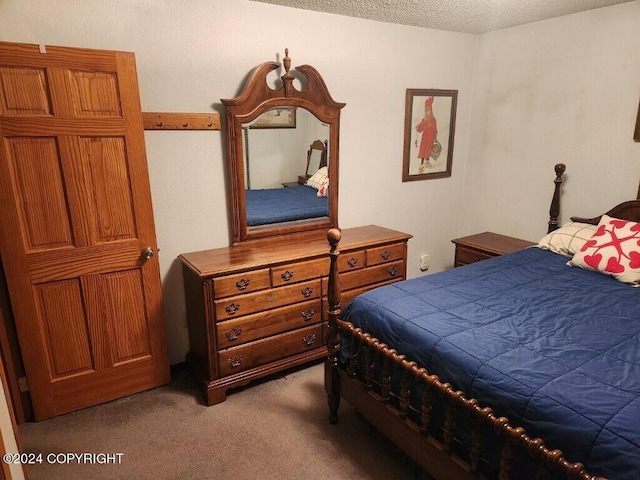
(0, 42, 170, 420)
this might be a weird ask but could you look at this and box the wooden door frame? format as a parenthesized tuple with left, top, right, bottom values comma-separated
(0, 255, 33, 424)
(0, 339, 25, 480)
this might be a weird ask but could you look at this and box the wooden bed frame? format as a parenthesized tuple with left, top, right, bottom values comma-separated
(325, 164, 640, 480)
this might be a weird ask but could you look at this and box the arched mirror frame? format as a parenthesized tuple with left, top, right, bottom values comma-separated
(222, 50, 345, 244)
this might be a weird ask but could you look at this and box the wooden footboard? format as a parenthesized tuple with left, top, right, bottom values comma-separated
(325, 316, 604, 480)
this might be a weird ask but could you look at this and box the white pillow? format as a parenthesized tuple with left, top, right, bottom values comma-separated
(537, 221, 597, 257)
(306, 166, 328, 190)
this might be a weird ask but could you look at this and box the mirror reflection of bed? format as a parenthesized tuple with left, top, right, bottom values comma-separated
(243, 125, 330, 227)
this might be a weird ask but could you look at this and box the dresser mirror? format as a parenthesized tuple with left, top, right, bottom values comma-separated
(223, 49, 345, 244)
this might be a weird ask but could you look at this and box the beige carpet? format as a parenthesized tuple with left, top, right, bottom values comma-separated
(19, 362, 425, 479)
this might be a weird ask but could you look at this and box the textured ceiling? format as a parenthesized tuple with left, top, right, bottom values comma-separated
(250, 0, 634, 34)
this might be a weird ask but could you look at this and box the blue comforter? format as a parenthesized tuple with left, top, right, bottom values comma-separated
(246, 185, 328, 226)
(342, 247, 640, 479)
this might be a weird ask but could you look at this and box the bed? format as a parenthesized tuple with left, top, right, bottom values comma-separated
(325, 165, 640, 480)
(245, 184, 328, 226)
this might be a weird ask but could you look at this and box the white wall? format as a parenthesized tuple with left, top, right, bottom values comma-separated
(1, 0, 638, 365)
(461, 1, 640, 240)
(0, 0, 477, 364)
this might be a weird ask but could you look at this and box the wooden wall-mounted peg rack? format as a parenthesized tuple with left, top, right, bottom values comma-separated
(142, 112, 221, 130)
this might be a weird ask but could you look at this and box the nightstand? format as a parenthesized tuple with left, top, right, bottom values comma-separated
(451, 232, 536, 267)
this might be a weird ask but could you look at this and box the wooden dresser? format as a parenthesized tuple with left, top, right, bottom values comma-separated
(180, 225, 412, 405)
(451, 232, 535, 267)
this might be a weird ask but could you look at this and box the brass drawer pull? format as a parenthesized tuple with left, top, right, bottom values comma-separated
(387, 266, 398, 277)
(235, 278, 250, 291)
(301, 308, 315, 321)
(267, 294, 277, 302)
(225, 303, 240, 315)
(225, 328, 242, 342)
(302, 334, 316, 346)
(301, 287, 313, 298)
(281, 270, 294, 282)
(380, 250, 391, 260)
(347, 257, 358, 267)
(228, 356, 243, 369)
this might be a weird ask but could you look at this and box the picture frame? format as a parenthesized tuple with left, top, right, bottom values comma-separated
(250, 107, 296, 129)
(402, 89, 458, 181)
(634, 98, 640, 142)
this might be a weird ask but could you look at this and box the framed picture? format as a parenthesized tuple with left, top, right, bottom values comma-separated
(634, 98, 640, 142)
(402, 89, 458, 181)
(250, 107, 296, 129)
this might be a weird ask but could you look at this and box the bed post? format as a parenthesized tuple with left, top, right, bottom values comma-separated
(548, 163, 566, 233)
(325, 228, 342, 424)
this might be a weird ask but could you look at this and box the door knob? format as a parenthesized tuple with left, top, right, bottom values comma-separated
(142, 247, 155, 260)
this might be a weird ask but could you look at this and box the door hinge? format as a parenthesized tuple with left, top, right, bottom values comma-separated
(18, 376, 29, 392)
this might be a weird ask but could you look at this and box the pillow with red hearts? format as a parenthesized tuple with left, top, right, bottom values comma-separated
(568, 215, 640, 285)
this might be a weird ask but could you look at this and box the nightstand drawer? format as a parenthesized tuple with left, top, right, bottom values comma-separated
(215, 279, 321, 319)
(455, 246, 494, 266)
(271, 257, 329, 287)
(218, 324, 323, 376)
(452, 232, 536, 267)
(212, 269, 270, 299)
(216, 299, 321, 348)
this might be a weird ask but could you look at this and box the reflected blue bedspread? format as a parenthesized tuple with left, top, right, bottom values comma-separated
(246, 185, 328, 226)
(342, 247, 640, 479)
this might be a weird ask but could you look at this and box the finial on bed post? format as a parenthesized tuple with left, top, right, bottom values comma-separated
(326, 228, 342, 424)
(327, 228, 341, 325)
(548, 163, 566, 233)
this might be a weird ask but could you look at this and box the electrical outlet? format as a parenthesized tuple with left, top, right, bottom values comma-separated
(420, 254, 430, 271)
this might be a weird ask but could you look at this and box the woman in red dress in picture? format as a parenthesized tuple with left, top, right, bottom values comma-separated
(415, 96, 437, 173)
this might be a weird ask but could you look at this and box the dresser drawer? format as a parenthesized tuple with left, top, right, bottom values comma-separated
(212, 269, 270, 299)
(367, 243, 405, 266)
(218, 324, 323, 376)
(271, 257, 329, 287)
(216, 299, 321, 348)
(215, 279, 321, 319)
(455, 246, 493, 266)
(338, 249, 365, 272)
(322, 277, 401, 319)
(336, 260, 405, 292)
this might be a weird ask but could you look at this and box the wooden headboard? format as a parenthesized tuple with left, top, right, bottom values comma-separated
(572, 199, 640, 225)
